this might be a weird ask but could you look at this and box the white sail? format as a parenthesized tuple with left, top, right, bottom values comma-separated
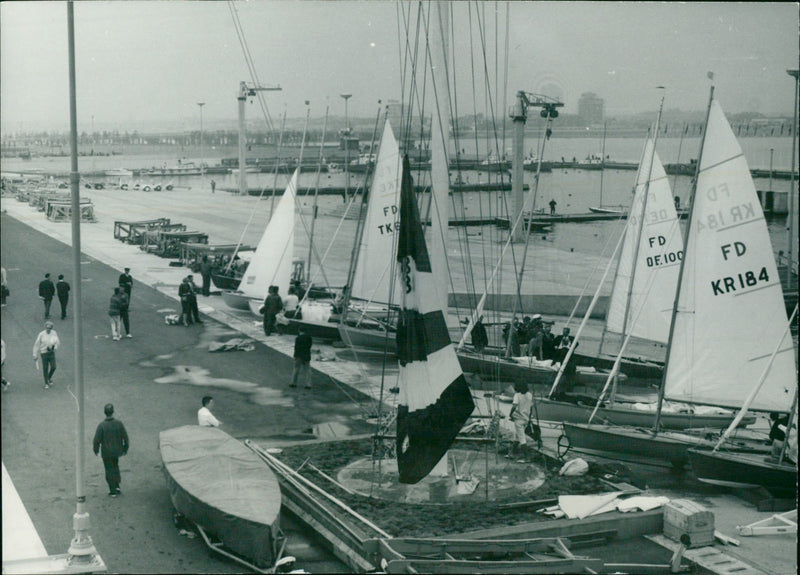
(242, 169, 298, 314)
(350, 121, 403, 305)
(664, 101, 796, 411)
(605, 140, 683, 343)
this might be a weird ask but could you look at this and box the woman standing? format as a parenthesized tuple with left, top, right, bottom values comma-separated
(32, 320, 60, 389)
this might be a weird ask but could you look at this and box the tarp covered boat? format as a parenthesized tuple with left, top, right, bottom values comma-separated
(159, 425, 283, 569)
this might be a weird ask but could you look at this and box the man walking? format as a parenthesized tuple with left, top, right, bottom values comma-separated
(38, 272, 56, 319)
(108, 287, 124, 341)
(198, 396, 221, 427)
(118, 285, 131, 338)
(32, 320, 59, 389)
(291, 327, 313, 389)
(93, 403, 129, 497)
(199, 256, 213, 297)
(261, 285, 283, 336)
(1, 266, 8, 307)
(549, 198, 557, 216)
(56, 274, 71, 320)
(118, 267, 133, 301)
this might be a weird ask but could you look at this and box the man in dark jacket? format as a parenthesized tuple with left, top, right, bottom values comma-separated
(118, 267, 133, 300)
(56, 274, 71, 320)
(93, 403, 129, 497)
(262, 285, 283, 336)
(199, 255, 213, 297)
(38, 272, 56, 319)
(178, 276, 194, 326)
(291, 327, 313, 388)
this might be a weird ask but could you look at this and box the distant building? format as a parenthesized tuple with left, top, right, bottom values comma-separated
(578, 92, 605, 125)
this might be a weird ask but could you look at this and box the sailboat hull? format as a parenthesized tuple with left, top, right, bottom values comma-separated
(338, 324, 397, 353)
(688, 448, 797, 496)
(538, 399, 751, 430)
(572, 351, 663, 382)
(562, 423, 712, 467)
(158, 426, 283, 568)
(211, 272, 241, 291)
(456, 351, 628, 388)
(221, 291, 256, 311)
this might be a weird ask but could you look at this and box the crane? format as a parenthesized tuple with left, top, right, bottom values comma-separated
(238, 81, 281, 196)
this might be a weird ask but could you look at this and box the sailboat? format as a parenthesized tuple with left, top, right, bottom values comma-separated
(221, 169, 297, 312)
(571, 135, 680, 380)
(532, 131, 749, 430)
(562, 94, 795, 467)
(337, 120, 403, 353)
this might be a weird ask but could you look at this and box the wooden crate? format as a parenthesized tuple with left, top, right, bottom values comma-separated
(663, 499, 715, 548)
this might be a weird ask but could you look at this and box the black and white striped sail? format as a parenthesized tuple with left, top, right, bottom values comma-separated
(663, 101, 796, 412)
(605, 139, 683, 343)
(395, 156, 475, 484)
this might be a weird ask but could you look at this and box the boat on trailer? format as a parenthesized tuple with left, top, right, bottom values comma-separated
(159, 425, 286, 571)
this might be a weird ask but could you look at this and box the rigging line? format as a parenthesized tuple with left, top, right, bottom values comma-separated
(227, 1, 275, 132)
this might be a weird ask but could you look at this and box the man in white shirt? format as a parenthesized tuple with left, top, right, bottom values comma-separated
(197, 395, 221, 427)
(283, 286, 300, 319)
(32, 321, 60, 389)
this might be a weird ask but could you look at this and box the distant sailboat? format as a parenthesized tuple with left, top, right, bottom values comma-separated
(395, 155, 475, 484)
(221, 169, 297, 312)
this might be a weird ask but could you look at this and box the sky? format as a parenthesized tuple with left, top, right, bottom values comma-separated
(1, 1, 797, 134)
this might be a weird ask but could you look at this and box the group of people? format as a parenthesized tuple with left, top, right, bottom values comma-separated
(108, 268, 133, 340)
(37, 272, 71, 320)
(260, 284, 300, 336)
(178, 275, 203, 326)
(91, 395, 225, 499)
(502, 315, 576, 371)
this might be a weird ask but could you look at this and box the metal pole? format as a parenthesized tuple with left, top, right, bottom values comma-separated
(197, 102, 205, 179)
(786, 69, 798, 288)
(511, 92, 526, 243)
(238, 82, 247, 196)
(67, 1, 100, 564)
(341, 94, 352, 199)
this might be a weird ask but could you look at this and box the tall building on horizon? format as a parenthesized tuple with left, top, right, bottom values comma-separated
(578, 92, 605, 125)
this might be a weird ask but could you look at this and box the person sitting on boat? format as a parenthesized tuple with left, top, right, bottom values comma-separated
(332, 285, 348, 315)
(507, 381, 533, 461)
(524, 315, 545, 359)
(502, 319, 522, 357)
(198, 395, 221, 427)
(553, 326, 578, 378)
(283, 286, 299, 319)
(541, 322, 556, 361)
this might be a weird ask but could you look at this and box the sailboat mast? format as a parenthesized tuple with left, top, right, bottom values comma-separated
(619, 94, 665, 343)
(597, 128, 651, 357)
(654, 81, 715, 432)
(306, 105, 330, 281)
(428, 0, 453, 313)
(340, 106, 386, 320)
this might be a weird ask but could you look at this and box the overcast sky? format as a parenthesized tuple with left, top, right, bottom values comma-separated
(1, 1, 797, 134)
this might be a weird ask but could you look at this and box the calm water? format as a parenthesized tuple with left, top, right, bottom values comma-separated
(3, 135, 796, 267)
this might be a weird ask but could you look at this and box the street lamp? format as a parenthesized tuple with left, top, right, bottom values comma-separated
(340, 93, 352, 135)
(197, 102, 205, 178)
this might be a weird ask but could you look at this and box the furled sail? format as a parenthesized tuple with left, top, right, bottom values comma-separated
(663, 101, 796, 412)
(605, 139, 683, 343)
(395, 156, 475, 484)
(242, 169, 297, 314)
(350, 121, 403, 306)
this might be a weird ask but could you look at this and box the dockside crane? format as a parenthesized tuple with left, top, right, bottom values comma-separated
(509, 91, 563, 241)
(238, 81, 281, 196)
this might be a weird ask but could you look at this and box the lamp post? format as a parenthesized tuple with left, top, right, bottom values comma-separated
(769, 147, 774, 193)
(341, 93, 352, 198)
(197, 102, 205, 179)
(787, 69, 798, 289)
